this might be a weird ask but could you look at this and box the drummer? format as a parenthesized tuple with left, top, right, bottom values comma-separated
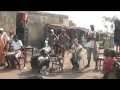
(10, 35, 24, 69)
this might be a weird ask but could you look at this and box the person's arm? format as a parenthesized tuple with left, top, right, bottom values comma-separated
(94, 32, 99, 41)
(19, 40, 24, 51)
(76, 46, 82, 55)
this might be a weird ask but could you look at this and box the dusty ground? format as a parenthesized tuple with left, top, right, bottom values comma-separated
(0, 49, 103, 79)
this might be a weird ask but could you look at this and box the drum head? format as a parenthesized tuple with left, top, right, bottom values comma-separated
(6, 52, 15, 55)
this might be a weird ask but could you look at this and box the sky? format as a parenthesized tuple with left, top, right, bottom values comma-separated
(43, 11, 120, 32)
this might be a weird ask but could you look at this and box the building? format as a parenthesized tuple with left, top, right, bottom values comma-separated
(0, 11, 69, 49)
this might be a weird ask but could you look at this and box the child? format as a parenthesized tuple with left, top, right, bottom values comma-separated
(10, 35, 24, 69)
(102, 49, 116, 79)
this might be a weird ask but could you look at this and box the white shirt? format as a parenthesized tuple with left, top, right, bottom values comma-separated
(11, 40, 23, 53)
(85, 30, 97, 48)
(71, 44, 82, 56)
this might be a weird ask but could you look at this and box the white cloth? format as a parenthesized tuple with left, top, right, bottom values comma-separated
(15, 52, 22, 59)
(11, 40, 23, 53)
(43, 46, 51, 53)
(71, 44, 82, 56)
(85, 30, 97, 48)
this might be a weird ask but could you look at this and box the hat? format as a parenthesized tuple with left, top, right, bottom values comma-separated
(50, 29, 54, 32)
(0, 28, 3, 31)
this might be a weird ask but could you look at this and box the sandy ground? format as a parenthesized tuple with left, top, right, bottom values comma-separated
(0, 49, 103, 79)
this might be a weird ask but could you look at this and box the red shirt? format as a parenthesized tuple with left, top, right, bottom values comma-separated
(102, 57, 116, 74)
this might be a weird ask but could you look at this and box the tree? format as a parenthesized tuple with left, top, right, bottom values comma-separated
(69, 20, 76, 26)
(102, 15, 119, 32)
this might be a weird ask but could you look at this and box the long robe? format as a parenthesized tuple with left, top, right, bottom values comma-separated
(0, 32, 9, 65)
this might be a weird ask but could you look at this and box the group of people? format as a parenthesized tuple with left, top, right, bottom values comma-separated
(0, 24, 118, 79)
(0, 28, 24, 69)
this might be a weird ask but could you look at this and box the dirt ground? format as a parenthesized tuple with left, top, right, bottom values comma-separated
(0, 49, 103, 79)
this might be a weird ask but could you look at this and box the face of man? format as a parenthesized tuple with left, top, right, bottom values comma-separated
(13, 36, 18, 42)
(73, 39, 78, 45)
(62, 31, 65, 35)
(50, 31, 53, 34)
(90, 25, 94, 31)
(0, 30, 3, 35)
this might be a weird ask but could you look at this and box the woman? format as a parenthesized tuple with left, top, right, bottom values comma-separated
(0, 28, 10, 66)
(104, 35, 110, 49)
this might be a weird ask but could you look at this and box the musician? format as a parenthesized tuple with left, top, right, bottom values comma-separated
(46, 29, 57, 52)
(58, 29, 70, 57)
(9, 31, 15, 44)
(70, 38, 82, 70)
(85, 25, 99, 69)
(10, 35, 24, 69)
(37, 40, 51, 75)
(0, 28, 10, 66)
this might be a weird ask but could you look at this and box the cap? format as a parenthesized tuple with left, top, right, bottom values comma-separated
(0, 28, 3, 31)
(50, 29, 54, 32)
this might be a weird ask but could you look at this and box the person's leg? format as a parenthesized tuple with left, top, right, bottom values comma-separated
(15, 53, 21, 69)
(92, 48, 99, 69)
(85, 47, 92, 67)
(103, 74, 108, 79)
(5, 56, 10, 68)
(70, 57, 75, 69)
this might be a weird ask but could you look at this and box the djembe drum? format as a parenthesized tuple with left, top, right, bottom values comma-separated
(30, 54, 40, 72)
(6, 52, 16, 69)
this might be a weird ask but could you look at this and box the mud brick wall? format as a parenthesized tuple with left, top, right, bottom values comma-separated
(0, 11, 69, 49)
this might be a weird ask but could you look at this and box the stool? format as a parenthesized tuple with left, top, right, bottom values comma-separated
(97, 56, 105, 70)
(49, 56, 64, 72)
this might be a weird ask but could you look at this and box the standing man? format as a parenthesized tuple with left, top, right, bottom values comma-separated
(85, 25, 99, 69)
(58, 29, 70, 57)
(47, 29, 57, 53)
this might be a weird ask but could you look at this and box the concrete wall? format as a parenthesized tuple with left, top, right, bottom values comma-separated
(0, 11, 69, 49)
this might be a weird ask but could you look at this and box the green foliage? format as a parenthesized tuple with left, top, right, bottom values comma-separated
(102, 15, 119, 31)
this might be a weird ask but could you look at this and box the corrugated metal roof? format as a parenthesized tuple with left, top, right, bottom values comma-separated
(46, 24, 89, 32)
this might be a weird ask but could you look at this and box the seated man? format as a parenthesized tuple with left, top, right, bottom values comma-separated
(37, 40, 51, 75)
(10, 35, 24, 69)
(70, 38, 82, 70)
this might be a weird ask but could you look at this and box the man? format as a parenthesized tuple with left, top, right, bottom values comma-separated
(51, 39, 65, 71)
(47, 29, 57, 52)
(58, 29, 70, 57)
(10, 35, 24, 69)
(70, 38, 82, 70)
(85, 25, 99, 69)
(0, 28, 10, 66)
(9, 31, 15, 44)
